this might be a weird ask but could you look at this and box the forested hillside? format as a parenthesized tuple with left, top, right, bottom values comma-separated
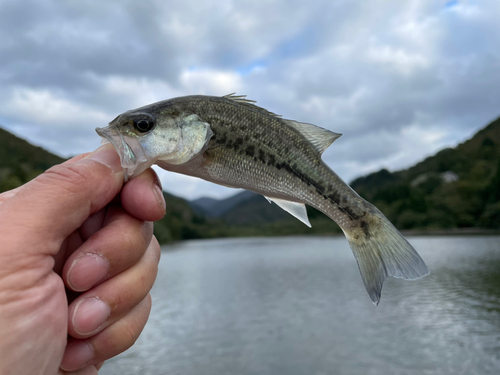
(0, 127, 65, 192)
(351, 117, 500, 229)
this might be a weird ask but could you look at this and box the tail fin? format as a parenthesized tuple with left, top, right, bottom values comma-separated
(343, 212, 429, 305)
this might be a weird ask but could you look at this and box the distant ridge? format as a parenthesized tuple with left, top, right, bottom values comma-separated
(350, 116, 500, 229)
(189, 190, 256, 217)
(0, 127, 65, 192)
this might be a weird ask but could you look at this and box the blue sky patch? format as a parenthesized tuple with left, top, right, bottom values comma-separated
(275, 26, 318, 59)
(236, 59, 269, 75)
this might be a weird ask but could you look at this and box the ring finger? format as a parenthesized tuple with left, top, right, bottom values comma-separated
(60, 294, 152, 373)
(67, 235, 160, 339)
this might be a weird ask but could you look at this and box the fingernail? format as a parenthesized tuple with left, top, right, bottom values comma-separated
(72, 297, 111, 336)
(154, 182, 166, 214)
(67, 253, 109, 292)
(86, 144, 122, 173)
(60, 341, 94, 371)
(153, 172, 166, 213)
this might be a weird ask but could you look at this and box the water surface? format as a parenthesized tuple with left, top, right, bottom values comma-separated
(101, 236, 500, 375)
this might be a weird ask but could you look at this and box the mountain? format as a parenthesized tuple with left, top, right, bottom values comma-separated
(220, 193, 341, 236)
(190, 197, 219, 213)
(350, 116, 500, 229)
(153, 192, 229, 244)
(189, 183, 341, 235)
(222, 193, 289, 224)
(189, 190, 256, 217)
(0, 127, 65, 192)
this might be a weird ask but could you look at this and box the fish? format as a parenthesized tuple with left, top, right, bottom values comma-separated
(96, 93, 429, 304)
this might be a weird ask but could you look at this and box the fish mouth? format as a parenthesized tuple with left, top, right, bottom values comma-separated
(95, 126, 140, 181)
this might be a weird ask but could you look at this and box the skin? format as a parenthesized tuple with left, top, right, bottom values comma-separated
(0, 144, 165, 374)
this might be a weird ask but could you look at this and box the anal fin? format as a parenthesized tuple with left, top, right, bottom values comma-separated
(264, 197, 311, 227)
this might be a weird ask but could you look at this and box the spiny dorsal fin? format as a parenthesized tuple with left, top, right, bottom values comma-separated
(283, 119, 341, 155)
(223, 93, 256, 104)
(223, 93, 282, 117)
(264, 196, 311, 227)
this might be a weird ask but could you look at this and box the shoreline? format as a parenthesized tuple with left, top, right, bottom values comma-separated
(400, 227, 500, 237)
(160, 227, 500, 247)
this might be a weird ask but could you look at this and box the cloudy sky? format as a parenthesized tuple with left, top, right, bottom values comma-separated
(1, 0, 499, 200)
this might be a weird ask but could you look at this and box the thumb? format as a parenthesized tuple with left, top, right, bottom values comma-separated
(0, 144, 124, 256)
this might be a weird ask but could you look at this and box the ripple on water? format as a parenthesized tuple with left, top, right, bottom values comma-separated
(101, 236, 500, 375)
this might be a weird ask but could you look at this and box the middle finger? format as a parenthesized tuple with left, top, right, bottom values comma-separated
(67, 236, 160, 339)
(63, 205, 153, 292)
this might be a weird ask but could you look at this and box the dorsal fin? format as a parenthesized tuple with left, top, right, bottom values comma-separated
(223, 93, 282, 117)
(223, 93, 340, 154)
(283, 119, 341, 155)
(264, 196, 311, 227)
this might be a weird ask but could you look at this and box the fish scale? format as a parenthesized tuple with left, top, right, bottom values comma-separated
(201, 104, 365, 225)
(96, 93, 429, 304)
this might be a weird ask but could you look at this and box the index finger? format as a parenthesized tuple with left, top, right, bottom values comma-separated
(0, 144, 124, 256)
(120, 168, 166, 222)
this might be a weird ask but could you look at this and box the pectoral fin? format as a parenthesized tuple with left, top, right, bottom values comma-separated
(264, 197, 311, 227)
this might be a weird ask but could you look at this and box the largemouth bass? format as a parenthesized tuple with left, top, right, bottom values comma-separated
(96, 94, 429, 304)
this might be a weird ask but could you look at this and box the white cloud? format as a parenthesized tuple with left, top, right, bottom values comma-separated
(99, 75, 182, 109)
(0, 87, 110, 128)
(180, 69, 243, 96)
(366, 45, 430, 75)
(446, 3, 483, 19)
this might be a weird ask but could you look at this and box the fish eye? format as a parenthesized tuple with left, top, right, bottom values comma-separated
(134, 119, 154, 133)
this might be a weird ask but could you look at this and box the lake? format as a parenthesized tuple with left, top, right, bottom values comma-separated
(100, 235, 500, 375)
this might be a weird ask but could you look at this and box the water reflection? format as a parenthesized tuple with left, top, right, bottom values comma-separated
(101, 236, 500, 375)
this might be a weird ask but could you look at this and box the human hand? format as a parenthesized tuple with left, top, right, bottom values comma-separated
(0, 144, 165, 374)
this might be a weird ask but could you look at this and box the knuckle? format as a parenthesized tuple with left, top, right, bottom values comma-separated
(145, 236, 161, 275)
(143, 294, 153, 315)
(123, 225, 148, 257)
(136, 248, 159, 298)
(150, 236, 161, 264)
(121, 221, 154, 262)
(119, 310, 147, 350)
(139, 221, 154, 245)
(38, 163, 93, 195)
(121, 326, 138, 350)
